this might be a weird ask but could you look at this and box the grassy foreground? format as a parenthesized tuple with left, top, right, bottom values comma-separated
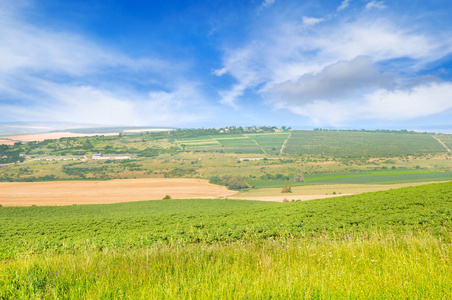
(1, 233, 451, 299)
(1, 182, 452, 298)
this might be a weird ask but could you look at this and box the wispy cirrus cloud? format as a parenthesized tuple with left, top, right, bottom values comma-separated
(337, 0, 351, 12)
(365, 1, 386, 11)
(262, 0, 276, 8)
(0, 0, 211, 126)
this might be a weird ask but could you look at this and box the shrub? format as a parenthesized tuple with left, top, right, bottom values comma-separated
(281, 181, 292, 193)
(209, 175, 250, 190)
(163, 195, 171, 200)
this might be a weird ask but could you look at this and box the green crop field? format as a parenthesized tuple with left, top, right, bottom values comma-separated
(1, 182, 452, 298)
(284, 130, 446, 157)
(246, 133, 290, 155)
(178, 134, 268, 153)
(437, 134, 452, 151)
(250, 169, 452, 189)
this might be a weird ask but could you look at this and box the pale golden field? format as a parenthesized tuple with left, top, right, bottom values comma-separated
(0, 178, 236, 206)
(0, 139, 15, 145)
(0, 132, 120, 144)
(1, 178, 446, 206)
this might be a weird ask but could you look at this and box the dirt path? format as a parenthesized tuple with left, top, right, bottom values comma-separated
(432, 135, 451, 153)
(280, 132, 291, 155)
(0, 178, 236, 206)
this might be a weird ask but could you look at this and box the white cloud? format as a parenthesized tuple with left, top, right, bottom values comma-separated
(0, 79, 212, 126)
(0, 1, 209, 126)
(213, 67, 228, 76)
(0, 5, 164, 76)
(302, 16, 324, 26)
(337, 0, 351, 12)
(272, 56, 392, 104)
(273, 81, 452, 126)
(363, 83, 452, 120)
(365, 1, 386, 10)
(215, 11, 452, 114)
(262, 0, 276, 8)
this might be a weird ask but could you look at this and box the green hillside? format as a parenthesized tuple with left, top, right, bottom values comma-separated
(2, 181, 451, 258)
(284, 130, 446, 157)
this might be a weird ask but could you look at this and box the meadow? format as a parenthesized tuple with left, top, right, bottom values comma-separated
(1, 182, 452, 298)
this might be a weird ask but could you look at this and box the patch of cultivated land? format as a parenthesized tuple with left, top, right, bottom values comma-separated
(0, 178, 236, 206)
(231, 181, 450, 201)
(1, 132, 120, 143)
(0, 139, 15, 145)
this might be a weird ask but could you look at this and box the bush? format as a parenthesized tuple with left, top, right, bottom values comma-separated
(281, 181, 292, 193)
(163, 195, 171, 200)
(209, 175, 250, 190)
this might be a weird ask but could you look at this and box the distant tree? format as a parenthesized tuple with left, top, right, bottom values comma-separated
(281, 180, 292, 193)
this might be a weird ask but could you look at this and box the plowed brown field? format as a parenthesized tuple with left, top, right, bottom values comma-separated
(0, 178, 237, 206)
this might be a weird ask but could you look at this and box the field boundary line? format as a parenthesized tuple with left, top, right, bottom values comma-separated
(173, 139, 184, 150)
(244, 134, 267, 155)
(208, 136, 227, 152)
(280, 132, 292, 155)
(432, 135, 451, 153)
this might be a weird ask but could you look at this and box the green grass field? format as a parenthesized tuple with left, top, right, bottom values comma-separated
(1, 182, 452, 298)
(249, 169, 452, 189)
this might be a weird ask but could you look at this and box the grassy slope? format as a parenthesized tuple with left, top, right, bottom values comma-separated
(1, 182, 452, 298)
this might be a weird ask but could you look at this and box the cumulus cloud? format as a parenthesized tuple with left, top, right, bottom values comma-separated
(272, 56, 392, 104)
(215, 6, 452, 124)
(302, 16, 324, 26)
(337, 0, 351, 12)
(272, 71, 452, 126)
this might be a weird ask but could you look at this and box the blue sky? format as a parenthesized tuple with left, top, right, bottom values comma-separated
(0, 0, 451, 129)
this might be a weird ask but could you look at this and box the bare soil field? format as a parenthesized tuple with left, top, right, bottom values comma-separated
(0, 132, 120, 143)
(230, 182, 447, 202)
(0, 178, 236, 206)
